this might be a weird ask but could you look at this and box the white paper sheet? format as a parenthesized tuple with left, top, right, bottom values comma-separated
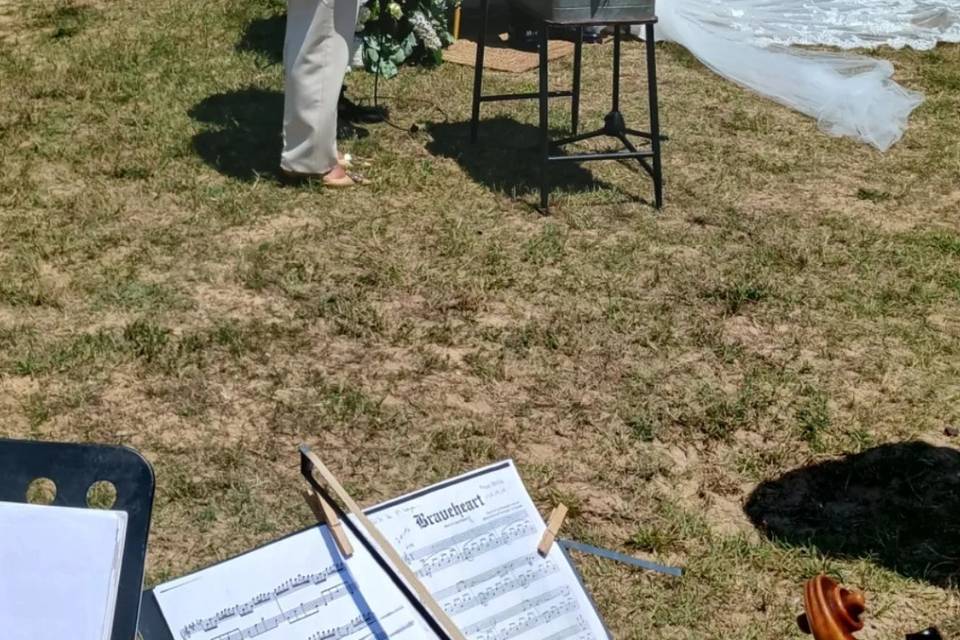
(153, 460, 610, 640)
(153, 525, 436, 640)
(369, 460, 609, 640)
(0, 501, 127, 640)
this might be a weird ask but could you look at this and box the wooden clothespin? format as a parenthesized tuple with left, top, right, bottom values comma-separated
(302, 488, 354, 558)
(538, 504, 568, 557)
(299, 445, 467, 640)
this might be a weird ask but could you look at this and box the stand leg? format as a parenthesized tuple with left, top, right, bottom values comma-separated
(571, 27, 582, 135)
(539, 23, 550, 213)
(645, 22, 663, 209)
(470, 0, 489, 143)
(612, 24, 621, 114)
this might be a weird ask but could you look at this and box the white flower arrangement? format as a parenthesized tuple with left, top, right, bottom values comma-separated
(358, 0, 455, 77)
(408, 10, 442, 51)
(356, 5, 372, 31)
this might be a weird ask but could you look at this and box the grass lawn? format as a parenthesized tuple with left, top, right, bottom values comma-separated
(2, 0, 959, 637)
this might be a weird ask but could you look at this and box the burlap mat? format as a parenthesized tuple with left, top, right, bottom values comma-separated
(443, 35, 575, 73)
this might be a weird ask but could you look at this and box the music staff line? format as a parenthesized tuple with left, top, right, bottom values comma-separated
(204, 583, 354, 640)
(181, 563, 347, 639)
(442, 557, 560, 615)
(433, 553, 550, 600)
(405, 510, 528, 562)
(463, 586, 570, 634)
(473, 598, 580, 640)
(307, 606, 405, 640)
(464, 587, 585, 640)
(541, 623, 594, 640)
(357, 620, 416, 640)
(411, 516, 539, 578)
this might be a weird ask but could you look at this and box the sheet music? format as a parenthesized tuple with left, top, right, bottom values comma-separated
(0, 501, 127, 640)
(153, 526, 436, 640)
(369, 460, 609, 640)
(152, 460, 610, 640)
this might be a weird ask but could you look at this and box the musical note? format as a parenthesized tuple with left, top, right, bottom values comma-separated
(178, 563, 354, 639)
(404, 511, 539, 580)
(306, 610, 382, 640)
(407, 511, 530, 563)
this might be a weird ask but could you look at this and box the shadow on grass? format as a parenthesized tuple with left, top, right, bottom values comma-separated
(184, 10, 285, 181)
(237, 14, 284, 66)
(745, 441, 960, 587)
(426, 117, 639, 203)
(188, 88, 283, 181)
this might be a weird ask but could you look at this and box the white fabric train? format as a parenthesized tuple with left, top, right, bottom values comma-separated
(640, 0, 960, 150)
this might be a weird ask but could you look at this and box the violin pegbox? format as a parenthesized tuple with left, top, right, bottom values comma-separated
(796, 575, 946, 640)
(797, 575, 865, 640)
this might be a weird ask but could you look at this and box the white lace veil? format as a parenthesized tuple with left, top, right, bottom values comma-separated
(643, 0, 960, 150)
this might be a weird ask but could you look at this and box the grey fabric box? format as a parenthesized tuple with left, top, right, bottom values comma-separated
(510, 0, 655, 24)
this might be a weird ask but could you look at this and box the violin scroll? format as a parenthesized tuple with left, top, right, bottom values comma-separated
(797, 575, 865, 640)
(797, 575, 945, 640)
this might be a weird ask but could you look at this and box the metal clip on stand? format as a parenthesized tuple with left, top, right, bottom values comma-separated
(470, 2, 664, 213)
(298, 446, 467, 640)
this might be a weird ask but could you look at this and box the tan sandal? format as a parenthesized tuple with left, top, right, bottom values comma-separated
(322, 171, 359, 188)
(280, 168, 369, 189)
(280, 167, 367, 188)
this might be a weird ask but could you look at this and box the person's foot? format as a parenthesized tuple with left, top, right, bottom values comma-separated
(321, 164, 356, 187)
(279, 164, 364, 187)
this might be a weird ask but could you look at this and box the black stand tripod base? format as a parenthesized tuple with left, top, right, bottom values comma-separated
(470, 11, 664, 213)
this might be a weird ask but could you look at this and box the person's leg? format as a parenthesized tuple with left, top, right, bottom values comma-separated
(333, 0, 360, 74)
(281, 0, 351, 176)
(346, 0, 362, 69)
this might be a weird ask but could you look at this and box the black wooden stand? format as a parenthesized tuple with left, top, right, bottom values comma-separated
(470, 4, 663, 212)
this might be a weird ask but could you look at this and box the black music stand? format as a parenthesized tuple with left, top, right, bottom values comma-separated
(470, 4, 664, 213)
(0, 438, 156, 640)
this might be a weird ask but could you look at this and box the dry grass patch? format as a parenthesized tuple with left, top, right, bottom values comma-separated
(2, 0, 959, 636)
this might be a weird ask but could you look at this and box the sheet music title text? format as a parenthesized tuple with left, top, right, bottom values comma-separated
(414, 495, 485, 528)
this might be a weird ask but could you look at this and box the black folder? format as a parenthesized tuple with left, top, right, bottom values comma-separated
(0, 438, 155, 640)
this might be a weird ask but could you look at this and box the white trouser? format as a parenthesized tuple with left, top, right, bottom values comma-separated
(281, 0, 359, 174)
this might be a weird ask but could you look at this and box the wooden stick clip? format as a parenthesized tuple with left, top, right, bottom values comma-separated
(538, 504, 568, 557)
(299, 445, 467, 640)
(302, 488, 354, 558)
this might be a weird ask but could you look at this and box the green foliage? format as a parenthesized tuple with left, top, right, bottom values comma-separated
(625, 410, 658, 442)
(123, 320, 171, 362)
(708, 281, 767, 315)
(629, 525, 682, 553)
(362, 30, 417, 80)
(796, 387, 831, 451)
(358, 0, 456, 78)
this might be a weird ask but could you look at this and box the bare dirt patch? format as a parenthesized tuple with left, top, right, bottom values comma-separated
(1, 2, 958, 636)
